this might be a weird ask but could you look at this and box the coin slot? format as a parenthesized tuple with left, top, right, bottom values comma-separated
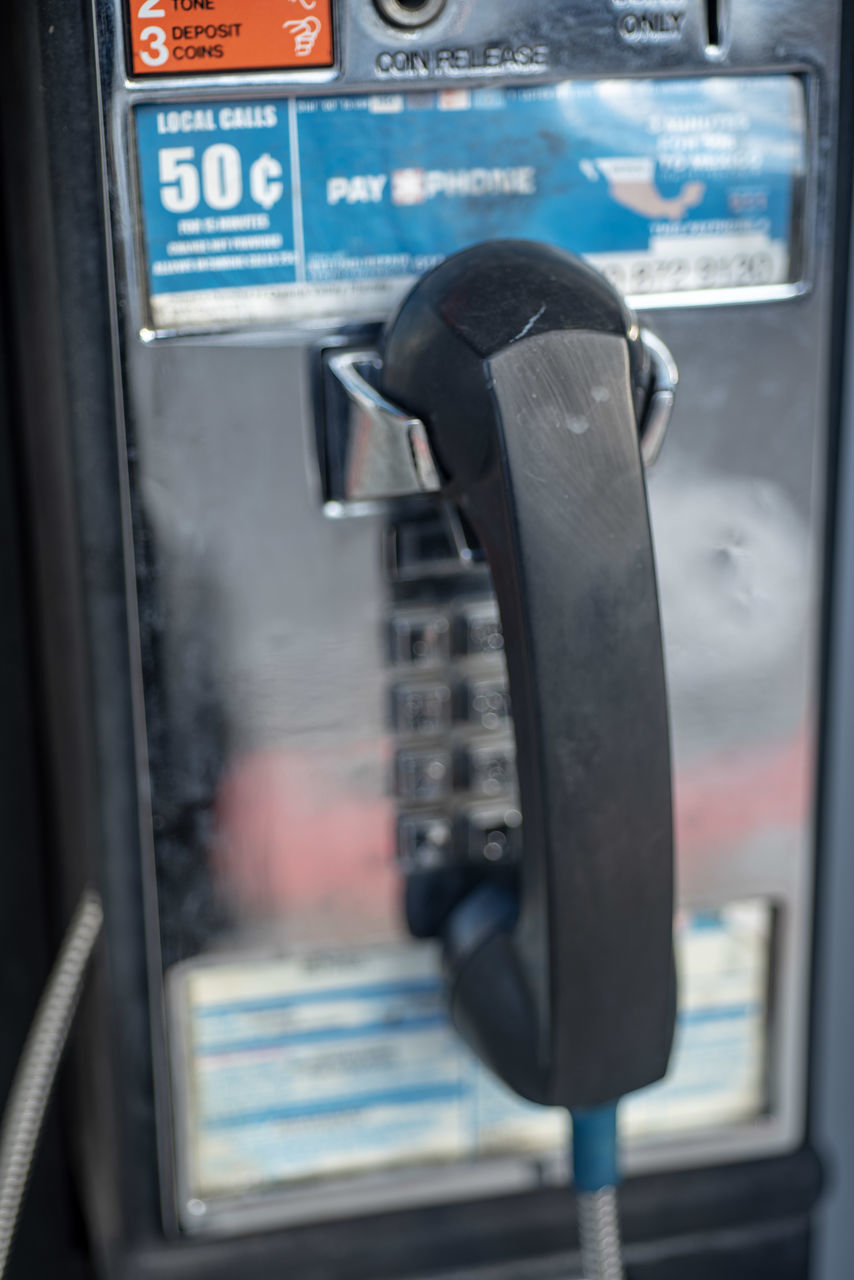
(705, 0, 729, 55)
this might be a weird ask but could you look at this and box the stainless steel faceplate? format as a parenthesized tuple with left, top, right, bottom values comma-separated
(94, 0, 842, 1238)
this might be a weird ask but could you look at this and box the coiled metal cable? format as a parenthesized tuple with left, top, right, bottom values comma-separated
(0, 888, 103, 1280)
(576, 1185, 625, 1280)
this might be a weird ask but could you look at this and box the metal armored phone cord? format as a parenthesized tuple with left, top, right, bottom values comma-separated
(571, 1103, 625, 1280)
(0, 888, 103, 1280)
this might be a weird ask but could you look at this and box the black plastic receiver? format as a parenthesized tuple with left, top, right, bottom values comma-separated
(382, 241, 676, 1109)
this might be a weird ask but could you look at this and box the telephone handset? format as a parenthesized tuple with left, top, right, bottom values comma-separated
(379, 240, 677, 1109)
(320, 239, 678, 1277)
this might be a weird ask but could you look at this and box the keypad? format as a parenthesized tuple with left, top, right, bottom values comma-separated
(397, 814, 453, 870)
(462, 740, 516, 797)
(389, 612, 451, 666)
(457, 602, 504, 657)
(391, 682, 452, 736)
(462, 806, 523, 865)
(389, 590, 520, 872)
(396, 748, 453, 803)
(462, 676, 511, 731)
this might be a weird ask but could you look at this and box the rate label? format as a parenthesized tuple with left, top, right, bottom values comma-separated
(134, 76, 807, 331)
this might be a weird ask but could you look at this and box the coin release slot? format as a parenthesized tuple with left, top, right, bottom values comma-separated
(373, 0, 447, 31)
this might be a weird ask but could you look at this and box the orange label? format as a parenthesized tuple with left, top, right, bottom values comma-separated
(126, 0, 334, 76)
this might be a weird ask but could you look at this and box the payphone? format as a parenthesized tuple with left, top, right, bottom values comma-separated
(0, 0, 851, 1277)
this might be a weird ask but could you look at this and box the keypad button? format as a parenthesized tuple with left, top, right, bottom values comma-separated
(384, 511, 465, 581)
(389, 612, 451, 666)
(392, 682, 452, 735)
(396, 748, 452, 803)
(462, 676, 510, 731)
(463, 741, 517, 797)
(457, 602, 504, 657)
(397, 814, 453, 870)
(462, 806, 522, 865)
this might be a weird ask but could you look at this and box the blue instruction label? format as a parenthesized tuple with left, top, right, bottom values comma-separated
(170, 903, 772, 1226)
(134, 77, 807, 331)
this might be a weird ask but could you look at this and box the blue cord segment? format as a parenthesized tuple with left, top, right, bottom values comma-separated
(570, 1101, 620, 1193)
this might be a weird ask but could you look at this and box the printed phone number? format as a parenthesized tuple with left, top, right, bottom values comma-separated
(598, 252, 782, 294)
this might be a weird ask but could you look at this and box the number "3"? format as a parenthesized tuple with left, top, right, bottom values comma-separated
(139, 25, 168, 66)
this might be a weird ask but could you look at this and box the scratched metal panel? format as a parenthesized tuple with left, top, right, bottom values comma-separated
(94, 0, 842, 1237)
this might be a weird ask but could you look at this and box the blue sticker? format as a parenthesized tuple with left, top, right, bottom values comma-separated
(173, 903, 772, 1213)
(134, 76, 807, 331)
(135, 101, 296, 297)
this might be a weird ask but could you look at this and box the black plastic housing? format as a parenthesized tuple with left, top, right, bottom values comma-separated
(382, 241, 676, 1108)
